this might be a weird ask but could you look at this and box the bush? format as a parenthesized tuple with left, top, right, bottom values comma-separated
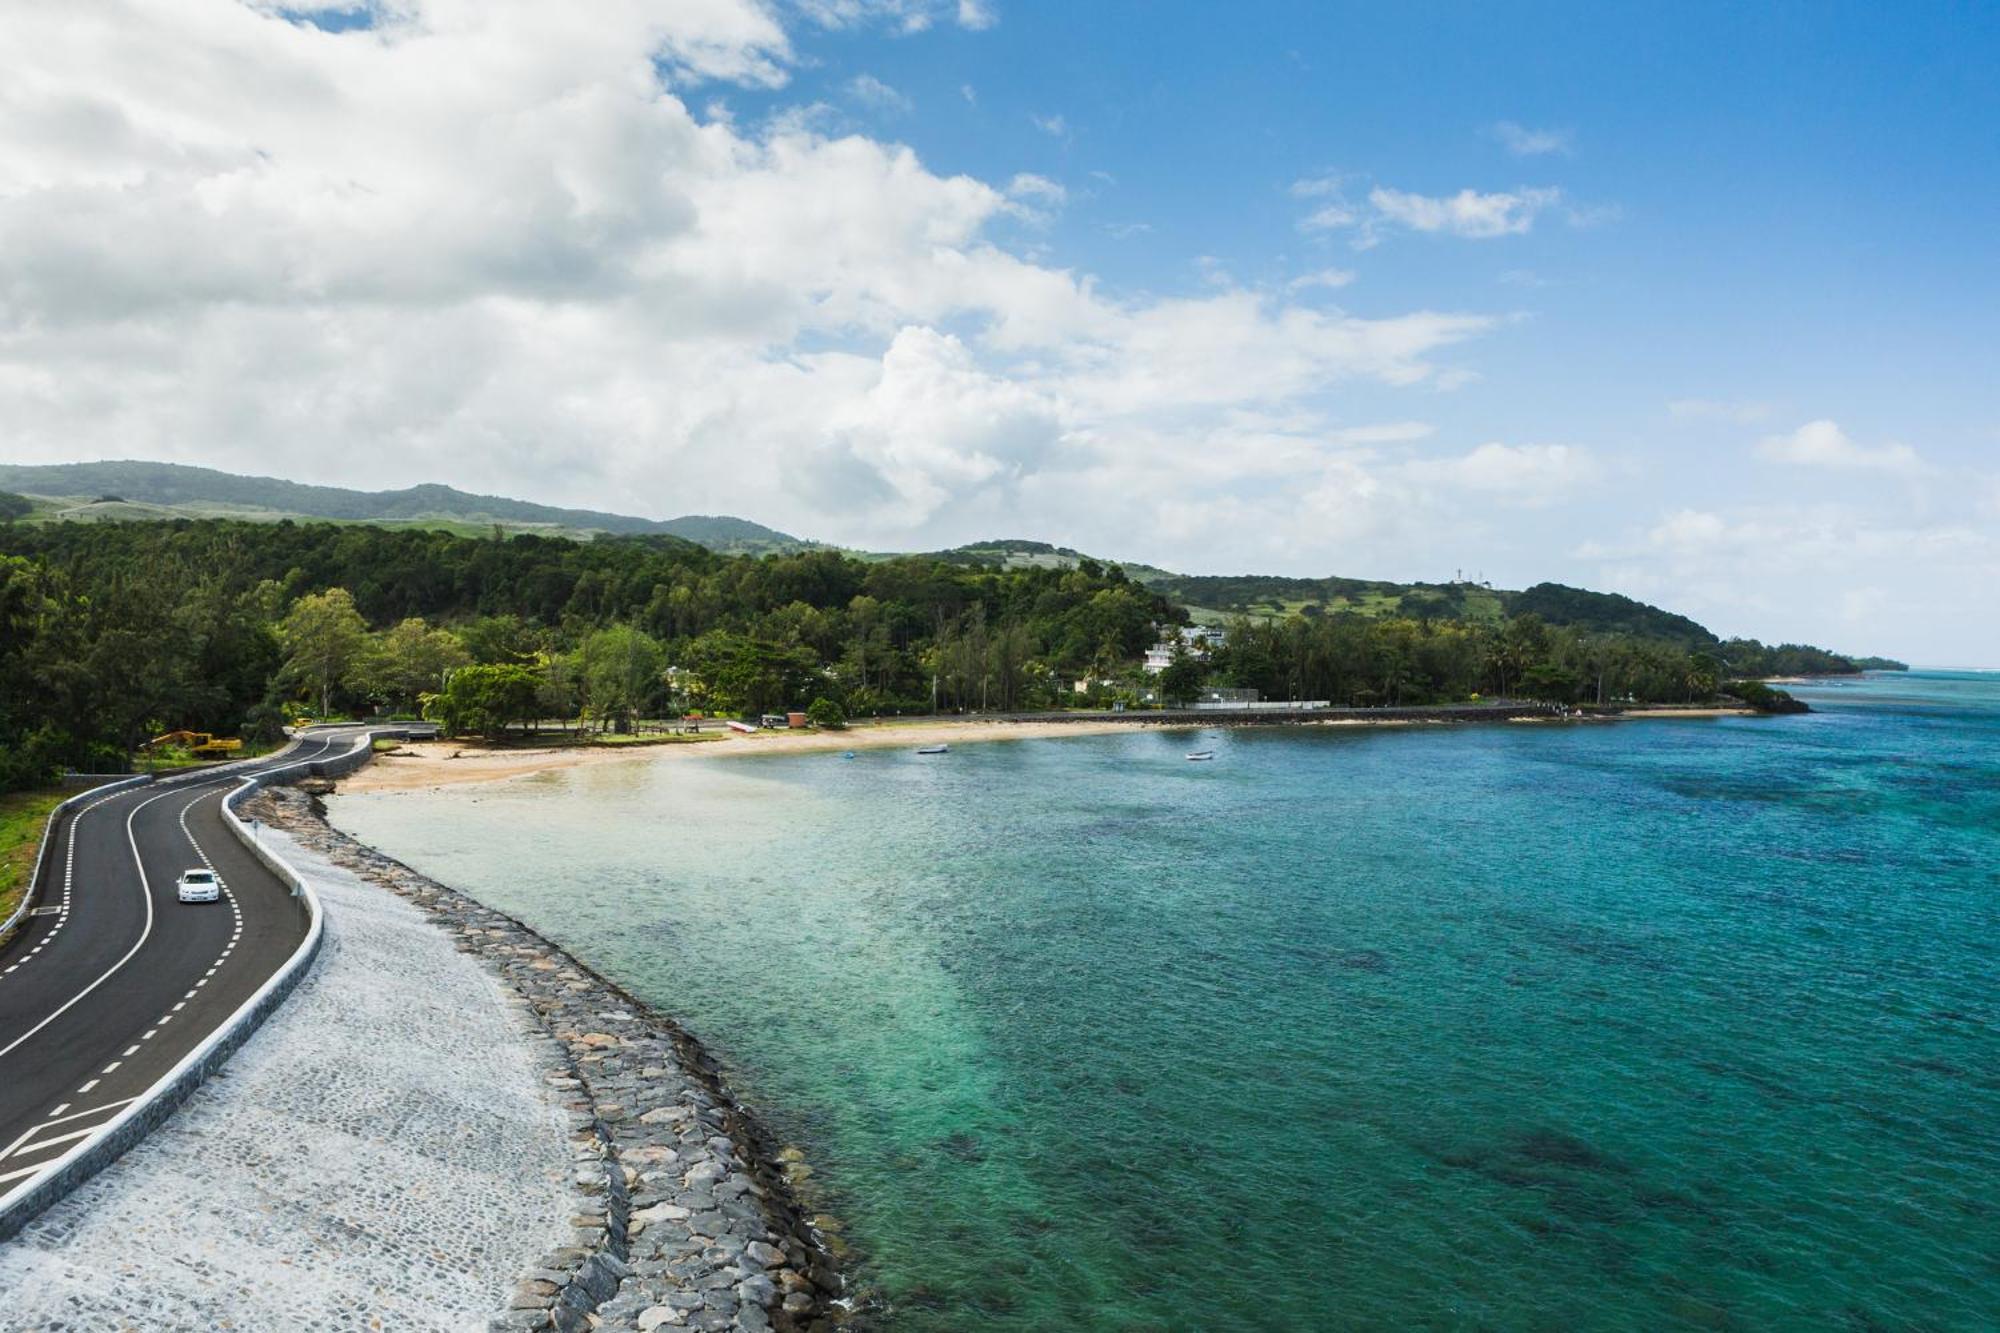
(1725, 679, 1810, 714)
(241, 702, 290, 745)
(806, 696, 848, 730)
(424, 662, 543, 739)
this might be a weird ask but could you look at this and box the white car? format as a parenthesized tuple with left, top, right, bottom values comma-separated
(176, 868, 221, 903)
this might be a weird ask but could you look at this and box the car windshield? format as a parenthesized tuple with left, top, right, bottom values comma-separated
(185, 870, 213, 882)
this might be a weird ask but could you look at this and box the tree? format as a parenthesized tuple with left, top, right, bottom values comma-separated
(279, 588, 370, 718)
(676, 631, 820, 717)
(806, 696, 847, 729)
(1158, 643, 1207, 706)
(423, 663, 542, 740)
(579, 625, 665, 732)
(537, 649, 583, 727)
(363, 617, 469, 713)
(988, 621, 1033, 711)
(458, 613, 537, 665)
(0, 492, 32, 522)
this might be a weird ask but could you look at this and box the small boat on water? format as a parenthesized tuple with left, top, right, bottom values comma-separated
(1185, 750, 1215, 762)
(917, 744, 949, 755)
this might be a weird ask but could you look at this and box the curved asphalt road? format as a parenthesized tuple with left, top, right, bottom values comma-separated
(0, 728, 371, 1203)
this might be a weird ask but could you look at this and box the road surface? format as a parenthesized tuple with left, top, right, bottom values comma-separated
(0, 729, 367, 1204)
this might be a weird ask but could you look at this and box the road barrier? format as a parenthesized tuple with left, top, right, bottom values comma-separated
(0, 728, 410, 1241)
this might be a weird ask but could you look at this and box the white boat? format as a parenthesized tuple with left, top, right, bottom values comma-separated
(1185, 750, 1215, 761)
(917, 744, 949, 755)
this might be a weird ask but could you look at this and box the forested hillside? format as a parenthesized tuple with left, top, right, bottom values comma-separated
(0, 521, 1172, 784)
(0, 518, 1892, 790)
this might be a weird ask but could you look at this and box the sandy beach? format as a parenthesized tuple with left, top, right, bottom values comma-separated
(341, 719, 1160, 792)
(339, 706, 1759, 794)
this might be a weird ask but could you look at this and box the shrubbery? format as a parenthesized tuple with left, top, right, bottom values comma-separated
(1724, 679, 1811, 714)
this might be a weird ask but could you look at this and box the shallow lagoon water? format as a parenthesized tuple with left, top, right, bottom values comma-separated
(331, 672, 2000, 1329)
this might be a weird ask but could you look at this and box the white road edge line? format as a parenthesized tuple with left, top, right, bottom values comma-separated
(0, 785, 191, 1062)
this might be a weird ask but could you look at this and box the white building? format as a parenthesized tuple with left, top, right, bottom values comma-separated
(1143, 624, 1227, 674)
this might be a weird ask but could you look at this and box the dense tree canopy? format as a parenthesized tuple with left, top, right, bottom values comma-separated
(0, 517, 1875, 788)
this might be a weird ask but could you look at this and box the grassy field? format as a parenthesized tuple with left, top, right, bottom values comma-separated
(0, 789, 65, 925)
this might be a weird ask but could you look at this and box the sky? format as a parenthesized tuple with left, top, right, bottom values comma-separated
(1, 2, 1996, 663)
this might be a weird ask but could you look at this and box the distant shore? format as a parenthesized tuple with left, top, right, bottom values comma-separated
(343, 720, 1168, 792)
(339, 705, 1757, 794)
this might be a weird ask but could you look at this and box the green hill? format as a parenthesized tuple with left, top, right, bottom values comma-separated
(0, 460, 806, 554)
(1, 465, 1894, 666)
(924, 541, 1694, 643)
(1503, 582, 1717, 647)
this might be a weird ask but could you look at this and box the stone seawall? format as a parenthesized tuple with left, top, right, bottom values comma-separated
(250, 785, 845, 1333)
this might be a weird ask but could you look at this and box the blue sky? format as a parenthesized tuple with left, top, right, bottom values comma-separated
(3, 2, 1995, 661)
(774, 3, 1998, 446)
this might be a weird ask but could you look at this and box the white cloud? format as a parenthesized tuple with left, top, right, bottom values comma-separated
(0, 0, 1496, 557)
(1294, 180, 1577, 244)
(1287, 267, 1356, 293)
(796, 0, 991, 34)
(1645, 508, 1733, 552)
(1298, 201, 1360, 233)
(1408, 442, 1596, 502)
(1367, 186, 1562, 238)
(1755, 420, 1925, 474)
(1580, 499, 2000, 663)
(1005, 172, 1066, 205)
(847, 73, 912, 114)
(1030, 112, 1068, 138)
(1327, 422, 1433, 445)
(1489, 121, 1573, 157)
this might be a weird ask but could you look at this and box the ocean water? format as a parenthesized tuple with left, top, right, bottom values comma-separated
(330, 672, 2000, 1330)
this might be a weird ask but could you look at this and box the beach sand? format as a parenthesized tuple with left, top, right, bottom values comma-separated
(340, 720, 1158, 792)
(341, 707, 1758, 794)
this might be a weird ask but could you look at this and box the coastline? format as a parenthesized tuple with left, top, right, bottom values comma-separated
(258, 785, 848, 1332)
(343, 707, 1760, 794)
(339, 720, 1152, 793)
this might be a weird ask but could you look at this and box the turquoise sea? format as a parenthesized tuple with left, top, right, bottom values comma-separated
(330, 671, 2000, 1330)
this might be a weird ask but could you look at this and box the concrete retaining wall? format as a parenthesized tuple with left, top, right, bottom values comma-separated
(0, 729, 395, 1242)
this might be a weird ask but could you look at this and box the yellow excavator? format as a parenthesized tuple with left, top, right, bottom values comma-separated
(143, 730, 245, 759)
